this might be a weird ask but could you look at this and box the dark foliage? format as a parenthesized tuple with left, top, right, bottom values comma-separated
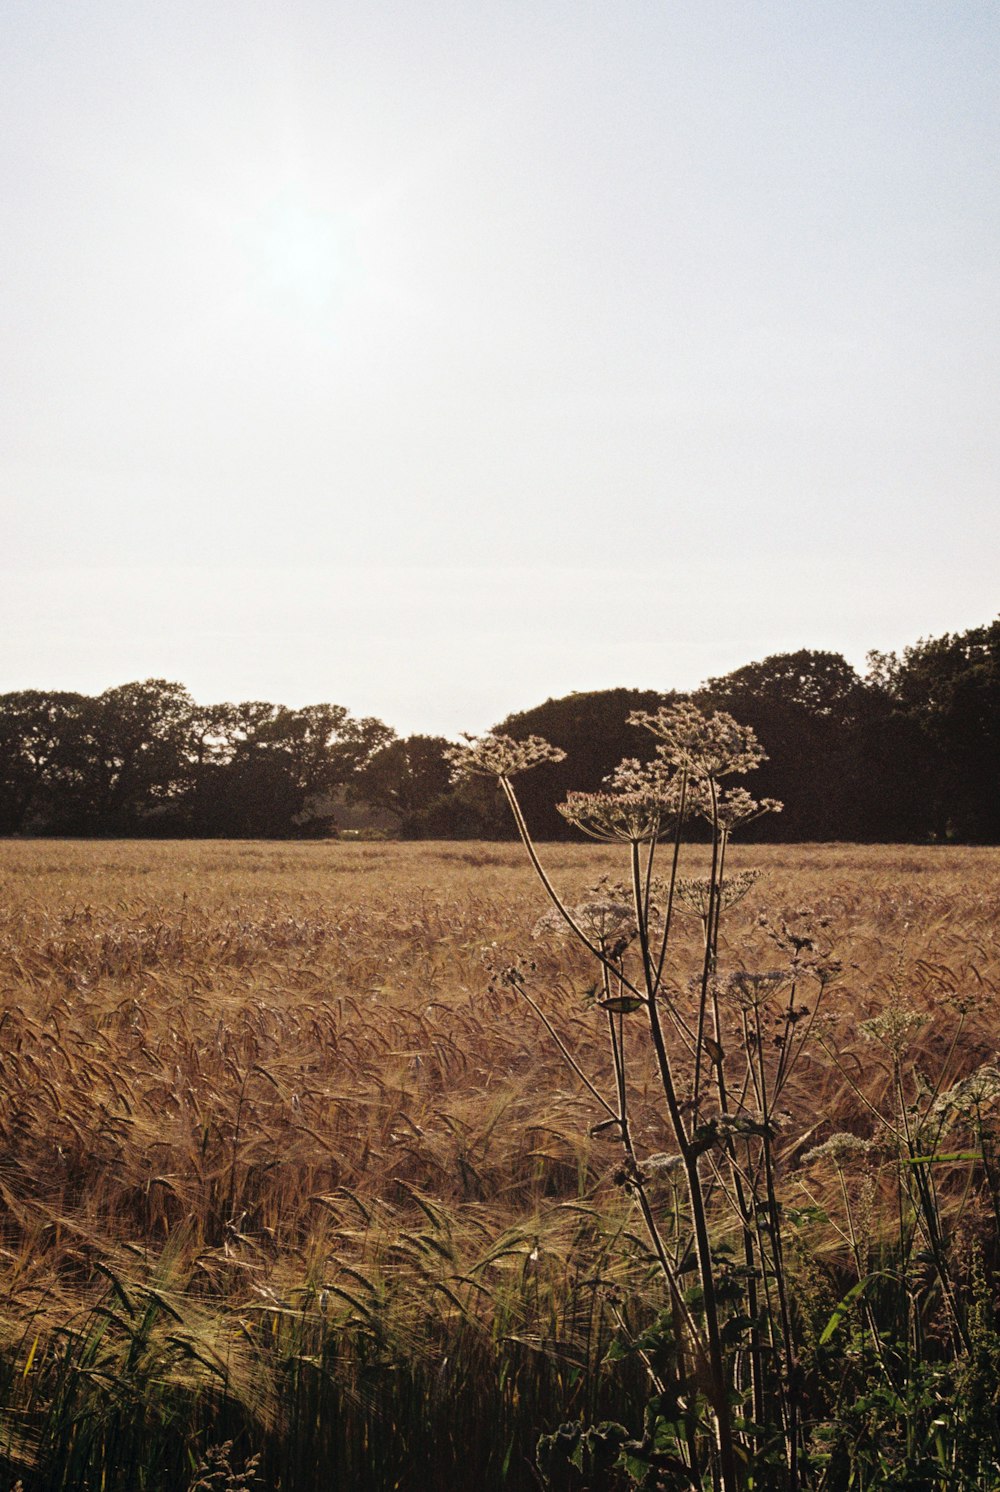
(0, 681, 393, 838)
(869, 619, 1000, 842)
(1, 617, 997, 840)
(351, 734, 454, 832)
(492, 688, 678, 840)
(692, 650, 910, 842)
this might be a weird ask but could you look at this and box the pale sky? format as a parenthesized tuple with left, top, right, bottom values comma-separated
(3, 1, 997, 737)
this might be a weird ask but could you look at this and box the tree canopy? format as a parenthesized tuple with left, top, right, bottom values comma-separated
(490, 688, 677, 840)
(1, 617, 997, 841)
(0, 682, 394, 838)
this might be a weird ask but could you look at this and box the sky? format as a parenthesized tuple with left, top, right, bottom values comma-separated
(3, 0, 998, 738)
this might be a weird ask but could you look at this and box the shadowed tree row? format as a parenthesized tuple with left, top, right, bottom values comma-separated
(1, 617, 997, 840)
(421, 620, 1000, 844)
(0, 683, 400, 837)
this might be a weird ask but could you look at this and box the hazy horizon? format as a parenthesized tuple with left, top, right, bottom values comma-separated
(1, 566, 994, 740)
(4, 1, 998, 737)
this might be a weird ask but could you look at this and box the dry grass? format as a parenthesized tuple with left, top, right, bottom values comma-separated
(0, 838, 998, 1486)
(1, 837, 997, 1257)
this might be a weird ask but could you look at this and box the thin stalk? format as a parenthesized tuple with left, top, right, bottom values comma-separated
(754, 1004, 801, 1487)
(837, 1165, 891, 1378)
(704, 957, 766, 1438)
(630, 838, 657, 1000)
(692, 780, 722, 1119)
(708, 827, 729, 967)
(683, 1151, 743, 1492)
(895, 1060, 969, 1354)
(500, 777, 645, 1001)
(651, 767, 689, 993)
(605, 971, 628, 1128)
(598, 961, 707, 1364)
(515, 984, 618, 1120)
(642, 830, 658, 932)
(502, 767, 741, 1492)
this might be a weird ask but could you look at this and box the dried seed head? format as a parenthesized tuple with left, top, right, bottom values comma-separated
(642, 1152, 686, 1177)
(802, 1132, 875, 1167)
(714, 968, 789, 1010)
(687, 783, 783, 831)
(628, 702, 766, 778)
(534, 897, 639, 953)
(674, 869, 763, 919)
(444, 732, 566, 781)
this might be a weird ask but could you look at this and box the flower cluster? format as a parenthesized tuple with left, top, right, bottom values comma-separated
(687, 783, 783, 832)
(604, 756, 683, 800)
(444, 732, 566, 781)
(450, 706, 774, 860)
(858, 1003, 927, 1054)
(556, 756, 690, 844)
(673, 870, 763, 919)
(534, 897, 639, 955)
(930, 1062, 1000, 1119)
(628, 702, 766, 778)
(802, 1132, 875, 1167)
(556, 789, 664, 844)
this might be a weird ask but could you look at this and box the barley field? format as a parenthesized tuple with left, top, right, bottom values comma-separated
(0, 839, 998, 1491)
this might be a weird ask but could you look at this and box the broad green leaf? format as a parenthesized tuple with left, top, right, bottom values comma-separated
(819, 1275, 874, 1345)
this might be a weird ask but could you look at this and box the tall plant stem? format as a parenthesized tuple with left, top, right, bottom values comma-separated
(683, 1151, 743, 1492)
(500, 778, 644, 1001)
(895, 1062, 970, 1355)
(505, 775, 740, 1492)
(751, 1002, 801, 1484)
(624, 819, 740, 1491)
(630, 839, 657, 999)
(702, 921, 765, 1438)
(693, 780, 722, 1119)
(601, 971, 706, 1358)
(652, 768, 689, 991)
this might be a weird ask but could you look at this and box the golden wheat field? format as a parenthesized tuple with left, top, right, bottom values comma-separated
(0, 838, 998, 1488)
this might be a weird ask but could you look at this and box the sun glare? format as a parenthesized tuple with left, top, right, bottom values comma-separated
(250, 195, 360, 316)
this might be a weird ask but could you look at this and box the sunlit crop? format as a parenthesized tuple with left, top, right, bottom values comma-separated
(0, 837, 997, 1489)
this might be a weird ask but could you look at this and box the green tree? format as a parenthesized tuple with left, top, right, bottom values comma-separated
(695, 651, 876, 839)
(67, 680, 196, 831)
(494, 688, 676, 839)
(871, 618, 1000, 840)
(353, 735, 452, 830)
(0, 690, 90, 832)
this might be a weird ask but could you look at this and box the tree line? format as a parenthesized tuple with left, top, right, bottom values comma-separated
(0, 685, 400, 838)
(1, 617, 997, 841)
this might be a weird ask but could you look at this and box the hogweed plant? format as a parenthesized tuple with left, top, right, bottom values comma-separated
(447, 706, 844, 1491)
